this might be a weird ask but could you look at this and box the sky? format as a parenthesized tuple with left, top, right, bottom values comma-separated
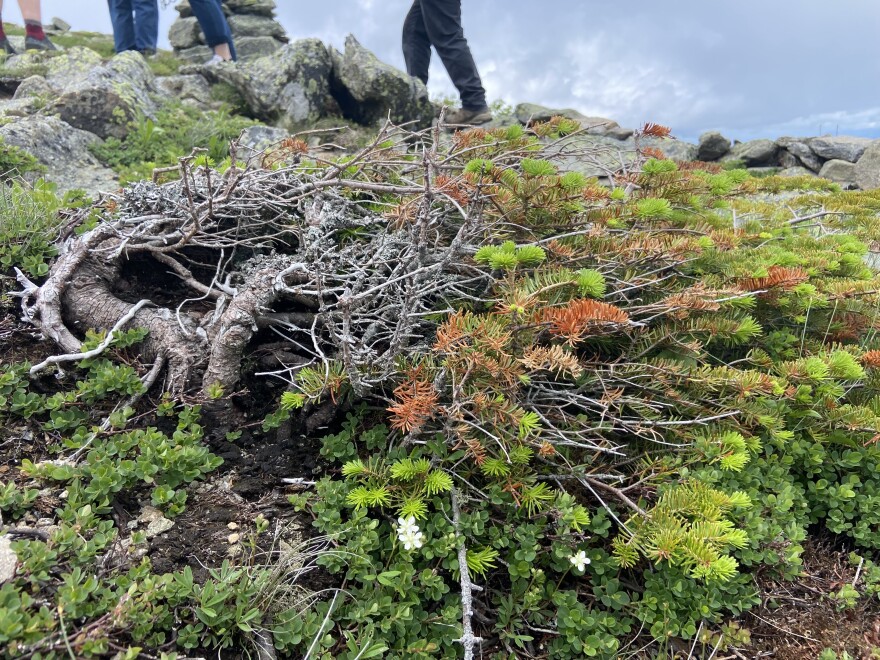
(25, 0, 880, 143)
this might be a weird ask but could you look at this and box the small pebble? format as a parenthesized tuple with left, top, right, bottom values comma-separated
(227, 522, 239, 530)
(227, 533, 241, 544)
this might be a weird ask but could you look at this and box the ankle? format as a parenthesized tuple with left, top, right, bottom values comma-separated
(25, 20, 45, 40)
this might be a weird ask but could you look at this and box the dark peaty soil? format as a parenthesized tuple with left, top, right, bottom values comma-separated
(742, 537, 880, 658)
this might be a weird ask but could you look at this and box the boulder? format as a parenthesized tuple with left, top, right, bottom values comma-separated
(0, 46, 102, 96)
(47, 49, 160, 140)
(330, 34, 433, 126)
(238, 125, 289, 153)
(819, 159, 857, 186)
(168, 16, 203, 50)
(724, 139, 778, 166)
(606, 126, 635, 140)
(545, 133, 695, 177)
(777, 150, 800, 169)
(174, 46, 210, 65)
(543, 134, 631, 178)
(12, 74, 53, 100)
(513, 103, 620, 135)
(854, 142, 880, 190)
(155, 74, 212, 107)
(0, 115, 118, 194)
(47, 17, 71, 32)
(641, 136, 698, 162)
(235, 36, 283, 60)
(228, 14, 287, 41)
(810, 136, 874, 163)
(696, 131, 730, 161)
(776, 137, 821, 171)
(225, 0, 277, 15)
(778, 166, 817, 178)
(202, 39, 334, 125)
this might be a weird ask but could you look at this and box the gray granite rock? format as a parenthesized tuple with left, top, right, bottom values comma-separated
(513, 102, 620, 135)
(200, 39, 334, 125)
(238, 125, 289, 153)
(48, 16, 71, 32)
(235, 36, 283, 60)
(810, 135, 874, 163)
(224, 0, 277, 15)
(642, 136, 698, 162)
(228, 14, 287, 41)
(819, 158, 857, 185)
(48, 49, 160, 139)
(725, 139, 778, 166)
(0, 115, 118, 194)
(696, 131, 730, 161)
(605, 126, 635, 140)
(330, 34, 433, 127)
(174, 45, 211, 65)
(778, 166, 817, 178)
(155, 73, 212, 107)
(169, 16, 203, 50)
(545, 133, 696, 176)
(855, 142, 880, 190)
(776, 137, 821, 171)
(777, 150, 801, 169)
(12, 74, 53, 100)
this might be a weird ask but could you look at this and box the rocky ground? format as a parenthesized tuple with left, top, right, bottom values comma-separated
(1, 9, 877, 200)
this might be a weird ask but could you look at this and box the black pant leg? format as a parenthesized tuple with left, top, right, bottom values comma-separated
(418, 0, 487, 109)
(402, 0, 431, 85)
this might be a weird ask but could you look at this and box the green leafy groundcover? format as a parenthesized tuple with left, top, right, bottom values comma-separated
(1, 120, 880, 658)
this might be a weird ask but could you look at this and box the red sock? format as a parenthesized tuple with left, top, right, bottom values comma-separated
(0, 21, 6, 40)
(25, 20, 45, 40)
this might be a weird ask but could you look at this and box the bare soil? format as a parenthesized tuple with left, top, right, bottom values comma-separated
(743, 538, 880, 658)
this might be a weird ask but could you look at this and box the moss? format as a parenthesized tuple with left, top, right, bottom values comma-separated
(0, 136, 45, 179)
(209, 81, 249, 115)
(50, 31, 116, 59)
(90, 101, 257, 183)
(146, 50, 183, 77)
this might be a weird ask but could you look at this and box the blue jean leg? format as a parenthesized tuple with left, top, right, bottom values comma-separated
(188, 0, 237, 60)
(107, 0, 136, 52)
(107, 0, 158, 52)
(133, 0, 159, 51)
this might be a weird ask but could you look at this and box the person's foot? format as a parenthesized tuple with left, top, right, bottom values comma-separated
(140, 47, 157, 58)
(0, 37, 16, 55)
(445, 106, 493, 126)
(24, 35, 57, 51)
(205, 54, 232, 66)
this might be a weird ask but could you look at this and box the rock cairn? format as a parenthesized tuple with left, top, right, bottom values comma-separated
(169, 0, 288, 63)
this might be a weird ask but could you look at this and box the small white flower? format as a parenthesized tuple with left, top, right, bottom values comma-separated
(396, 516, 425, 551)
(397, 516, 419, 536)
(569, 550, 591, 572)
(401, 530, 425, 551)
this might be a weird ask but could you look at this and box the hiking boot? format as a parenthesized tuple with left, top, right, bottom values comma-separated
(24, 35, 57, 51)
(445, 106, 493, 126)
(0, 37, 16, 55)
(140, 47, 157, 58)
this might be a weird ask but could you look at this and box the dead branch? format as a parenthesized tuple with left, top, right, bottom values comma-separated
(451, 487, 484, 660)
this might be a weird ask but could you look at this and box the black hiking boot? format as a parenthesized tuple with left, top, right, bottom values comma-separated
(24, 35, 57, 51)
(0, 37, 16, 55)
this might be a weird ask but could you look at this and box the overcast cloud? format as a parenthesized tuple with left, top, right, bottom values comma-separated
(26, 0, 880, 142)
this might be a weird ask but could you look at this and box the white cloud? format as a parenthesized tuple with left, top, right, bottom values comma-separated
(26, 0, 880, 142)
